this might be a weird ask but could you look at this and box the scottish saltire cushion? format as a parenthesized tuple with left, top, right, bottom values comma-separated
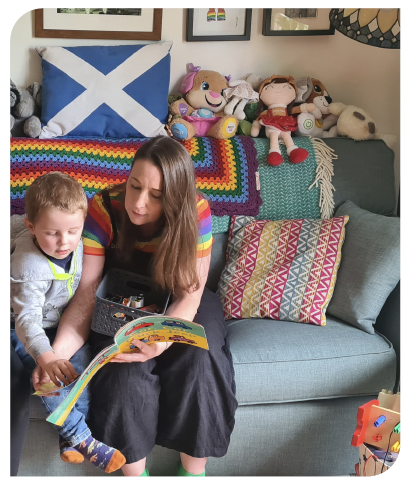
(217, 215, 349, 325)
(37, 42, 172, 139)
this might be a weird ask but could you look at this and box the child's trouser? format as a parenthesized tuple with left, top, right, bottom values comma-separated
(10, 327, 92, 447)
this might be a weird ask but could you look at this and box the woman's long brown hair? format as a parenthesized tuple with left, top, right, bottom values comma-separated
(110, 136, 200, 295)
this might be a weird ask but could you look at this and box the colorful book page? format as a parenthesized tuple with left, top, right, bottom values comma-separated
(45, 316, 208, 426)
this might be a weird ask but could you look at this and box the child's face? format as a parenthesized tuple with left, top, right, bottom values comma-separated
(25, 209, 85, 259)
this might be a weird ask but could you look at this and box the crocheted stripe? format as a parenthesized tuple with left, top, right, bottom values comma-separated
(10, 136, 262, 218)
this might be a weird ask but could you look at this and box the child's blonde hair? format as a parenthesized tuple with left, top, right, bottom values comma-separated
(25, 172, 88, 223)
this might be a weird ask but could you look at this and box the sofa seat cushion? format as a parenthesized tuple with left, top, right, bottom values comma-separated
(227, 315, 396, 406)
(30, 315, 396, 419)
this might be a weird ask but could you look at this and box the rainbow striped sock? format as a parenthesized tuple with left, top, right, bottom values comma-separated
(207, 9, 216, 21)
(217, 9, 226, 21)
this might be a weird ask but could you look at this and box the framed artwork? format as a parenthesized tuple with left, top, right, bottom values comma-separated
(34, 8, 163, 40)
(262, 8, 335, 36)
(186, 8, 252, 42)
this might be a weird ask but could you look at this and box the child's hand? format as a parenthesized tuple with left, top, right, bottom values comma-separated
(42, 359, 78, 387)
(32, 365, 60, 396)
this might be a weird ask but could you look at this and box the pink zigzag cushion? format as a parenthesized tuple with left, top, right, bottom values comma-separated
(217, 215, 349, 326)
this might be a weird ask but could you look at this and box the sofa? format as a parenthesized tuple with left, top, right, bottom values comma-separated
(15, 136, 399, 476)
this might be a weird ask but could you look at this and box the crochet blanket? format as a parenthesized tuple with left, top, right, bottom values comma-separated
(10, 136, 336, 234)
(212, 136, 337, 233)
(10, 136, 262, 218)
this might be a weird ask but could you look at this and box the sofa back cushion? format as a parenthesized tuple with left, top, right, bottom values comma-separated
(327, 200, 400, 334)
(207, 233, 229, 292)
(324, 138, 396, 216)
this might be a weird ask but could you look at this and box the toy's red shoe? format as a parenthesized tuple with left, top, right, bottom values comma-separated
(267, 151, 283, 166)
(289, 148, 308, 164)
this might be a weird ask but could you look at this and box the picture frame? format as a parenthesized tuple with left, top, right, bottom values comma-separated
(34, 8, 163, 41)
(186, 8, 252, 42)
(262, 8, 335, 36)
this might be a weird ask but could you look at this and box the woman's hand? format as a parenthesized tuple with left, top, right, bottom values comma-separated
(110, 340, 169, 363)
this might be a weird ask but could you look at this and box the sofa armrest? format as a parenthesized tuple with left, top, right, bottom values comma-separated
(374, 281, 400, 391)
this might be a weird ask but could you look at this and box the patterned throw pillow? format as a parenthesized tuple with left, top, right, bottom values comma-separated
(36, 42, 172, 139)
(217, 215, 349, 325)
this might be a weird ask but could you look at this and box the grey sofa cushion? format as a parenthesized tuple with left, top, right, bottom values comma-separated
(30, 314, 395, 418)
(227, 315, 396, 405)
(327, 200, 400, 334)
(324, 138, 396, 216)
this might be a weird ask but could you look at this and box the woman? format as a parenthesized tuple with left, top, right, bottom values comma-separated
(34, 136, 237, 476)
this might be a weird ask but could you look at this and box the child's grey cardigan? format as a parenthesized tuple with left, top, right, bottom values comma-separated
(10, 230, 83, 362)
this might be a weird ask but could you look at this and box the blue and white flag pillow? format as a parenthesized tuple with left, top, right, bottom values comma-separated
(36, 42, 172, 139)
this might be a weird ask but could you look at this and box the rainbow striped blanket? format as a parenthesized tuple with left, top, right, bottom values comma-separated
(10, 136, 262, 218)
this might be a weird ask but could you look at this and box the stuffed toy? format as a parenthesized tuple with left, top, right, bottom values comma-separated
(291, 77, 338, 138)
(10, 79, 42, 138)
(250, 74, 309, 166)
(223, 73, 263, 121)
(168, 64, 238, 140)
(236, 99, 263, 136)
(328, 102, 377, 141)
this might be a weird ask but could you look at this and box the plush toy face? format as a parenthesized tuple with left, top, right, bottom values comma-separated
(260, 80, 296, 107)
(185, 70, 229, 113)
(307, 78, 332, 115)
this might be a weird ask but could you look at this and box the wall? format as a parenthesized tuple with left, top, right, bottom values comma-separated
(10, 8, 400, 192)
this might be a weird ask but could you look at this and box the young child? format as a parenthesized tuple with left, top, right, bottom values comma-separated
(10, 172, 126, 473)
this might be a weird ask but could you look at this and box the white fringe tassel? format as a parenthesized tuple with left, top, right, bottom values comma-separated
(307, 137, 338, 219)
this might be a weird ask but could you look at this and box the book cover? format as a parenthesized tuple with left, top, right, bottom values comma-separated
(39, 315, 208, 426)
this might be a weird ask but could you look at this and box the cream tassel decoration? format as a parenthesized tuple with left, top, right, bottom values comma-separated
(308, 137, 337, 219)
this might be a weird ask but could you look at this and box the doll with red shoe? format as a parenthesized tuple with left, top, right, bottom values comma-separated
(251, 74, 312, 166)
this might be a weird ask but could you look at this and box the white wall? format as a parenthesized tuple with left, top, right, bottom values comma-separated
(10, 8, 400, 191)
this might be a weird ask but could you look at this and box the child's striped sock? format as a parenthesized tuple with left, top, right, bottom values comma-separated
(74, 435, 126, 473)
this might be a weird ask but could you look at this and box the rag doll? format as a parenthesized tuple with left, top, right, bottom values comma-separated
(251, 75, 309, 166)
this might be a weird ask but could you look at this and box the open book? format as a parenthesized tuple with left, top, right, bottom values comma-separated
(36, 315, 208, 426)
